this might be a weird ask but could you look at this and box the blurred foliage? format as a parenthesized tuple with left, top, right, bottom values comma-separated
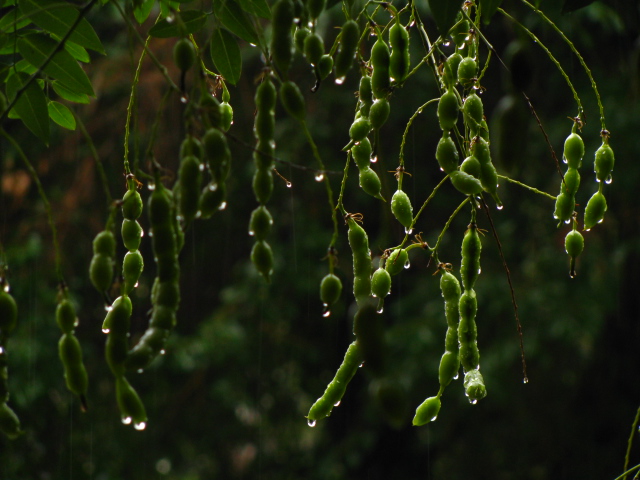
(1, 1, 640, 479)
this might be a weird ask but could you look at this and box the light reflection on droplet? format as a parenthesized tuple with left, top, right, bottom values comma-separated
(334, 401, 341, 407)
(315, 173, 324, 182)
(322, 310, 331, 318)
(102, 328, 110, 334)
(121, 416, 132, 425)
(160, 349, 166, 355)
(134, 422, 146, 431)
(605, 175, 613, 184)
(370, 156, 378, 163)
(335, 77, 346, 85)
(404, 260, 410, 269)
(496, 204, 504, 210)
(307, 419, 316, 427)
(218, 202, 227, 211)
(286, 182, 292, 188)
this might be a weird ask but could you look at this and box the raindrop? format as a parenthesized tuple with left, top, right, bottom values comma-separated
(598, 218, 604, 224)
(195, 211, 202, 219)
(121, 416, 132, 425)
(105, 305, 113, 312)
(457, 43, 466, 50)
(208, 183, 218, 192)
(218, 202, 227, 211)
(596, 177, 601, 183)
(470, 399, 478, 405)
(140, 230, 145, 237)
(553, 214, 559, 220)
(404, 259, 411, 269)
(477, 268, 481, 274)
(137, 369, 143, 374)
(496, 204, 504, 210)
(199, 163, 206, 172)
(286, 182, 292, 188)
(180, 96, 188, 104)
(176, 215, 184, 224)
(160, 349, 166, 355)
(358, 362, 364, 368)
(3, 285, 9, 293)
(409, 20, 416, 27)
(322, 310, 331, 318)
(334, 401, 341, 407)
(564, 219, 571, 224)
(102, 328, 110, 334)
(453, 373, 459, 380)
(605, 174, 613, 184)
(370, 156, 378, 163)
(307, 21, 313, 28)
(523, 377, 529, 384)
(562, 156, 568, 164)
(166, 14, 175, 23)
(376, 305, 384, 314)
(134, 422, 147, 431)
(404, 227, 413, 235)
(307, 419, 317, 427)
(443, 41, 451, 47)
(249, 43, 257, 48)
(0, 346, 4, 354)
(134, 282, 139, 288)
(335, 77, 346, 85)
(315, 173, 324, 182)
(585, 228, 591, 232)
(430, 415, 438, 422)
(249, 230, 255, 237)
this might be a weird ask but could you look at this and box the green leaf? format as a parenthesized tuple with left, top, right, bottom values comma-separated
(481, 0, 504, 24)
(210, 28, 242, 85)
(561, 0, 596, 13)
(47, 100, 75, 130)
(17, 33, 95, 96)
(159, 0, 180, 18)
(61, 39, 90, 63)
(214, 0, 259, 45)
(133, 0, 155, 24)
(148, 10, 207, 38)
(52, 80, 89, 104)
(18, 0, 105, 54)
(15, 59, 38, 74)
(237, 0, 271, 20)
(427, 0, 464, 36)
(0, 8, 32, 32)
(6, 71, 50, 143)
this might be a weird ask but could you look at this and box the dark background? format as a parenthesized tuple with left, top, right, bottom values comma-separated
(1, 0, 639, 478)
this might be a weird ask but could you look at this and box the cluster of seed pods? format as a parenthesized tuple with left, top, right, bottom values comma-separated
(0, 275, 21, 438)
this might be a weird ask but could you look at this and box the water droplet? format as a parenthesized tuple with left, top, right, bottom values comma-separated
(286, 182, 292, 188)
(249, 230, 255, 236)
(523, 377, 529, 384)
(102, 328, 110, 334)
(553, 214, 559, 220)
(105, 305, 113, 313)
(430, 415, 438, 422)
(404, 227, 413, 235)
(453, 373, 459, 380)
(605, 174, 613, 184)
(359, 362, 364, 368)
(496, 204, 504, 210)
(176, 214, 184, 224)
(376, 305, 384, 313)
(307, 21, 313, 28)
(322, 309, 331, 318)
(315, 173, 324, 182)
(562, 156, 568, 164)
(564, 219, 571, 224)
(180, 95, 188, 104)
(137, 369, 143, 374)
(195, 211, 202, 219)
(457, 43, 466, 50)
(464, 34, 471, 42)
(307, 419, 317, 427)
(134, 422, 146, 431)
(334, 401, 341, 407)
(166, 14, 174, 23)
(3, 285, 9, 293)
(335, 76, 346, 85)
(585, 228, 591, 232)
(404, 259, 411, 269)
(198, 163, 206, 172)
(140, 230, 145, 237)
(370, 156, 378, 163)
(208, 183, 218, 192)
(598, 218, 604, 224)
(121, 416, 132, 425)
(160, 349, 166, 355)
(470, 399, 478, 405)
(134, 281, 139, 288)
(409, 20, 416, 27)
(249, 43, 257, 48)
(596, 177, 601, 183)
(477, 268, 481, 274)
(218, 202, 227, 211)
(0, 346, 4, 354)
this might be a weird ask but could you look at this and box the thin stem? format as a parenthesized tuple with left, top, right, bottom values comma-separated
(336, 152, 351, 216)
(1, 128, 62, 281)
(623, 405, 640, 480)
(520, 0, 605, 130)
(498, 8, 582, 118)
(74, 113, 112, 207)
(431, 197, 470, 254)
(614, 465, 640, 480)
(498, 175, 557, 200)
(140, 87, 173, 175)
(398, 97, 439, 165)
(398, 174, 449, 248)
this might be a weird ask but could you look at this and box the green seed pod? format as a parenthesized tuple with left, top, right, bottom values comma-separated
(563, 132, 584, 169)
(249, 206, 273, 240)
(385, 248, 408, 276)
(56, 299, 77, 334)
(347, 218, 372, 304)
(553, 192, 575, 224)
(443, 52, 462, 88)
(121, 219, 142, 252)
(149, 305, 177, 331)
(358, 76, 374, 116)
(471, 137, 502, 207)
(271, 0, 294, 75)
(565, 229, 584, 278)
(200, 94, 223, 130)
(463, 93, 483, 134)
(479, 119, 490, 142)
(0, 403, 21, 439)
(89, 254, 114, 293)
(220, 102, 233, 132)
(371, 38, 391, 99)
(460, 224, 481, 290)
(349, 117, 372, 143)
(450, 19, 469, 49)
(594, 142, 615, 183)
(440, 269, 461, 304)
(307, 341, 362, 423)
(152, 280, 181, 310)
(353, 299, 385, 376)
(359, 167, 384, 200)
(253, 169, 274, 205)
(334, 20, 360, 80)
(148, 186, 172, 227)
(389, 21, 410, 83)
(584, 190, 607, 230)
(457, 56, 477, 87)
(390, 190, 413, 229)
(463, 368, 487, 402)
(458, 288, 479, 371)
(178, 155, 202, 225)
(199, 182, 227, 219)
(115, 376, 147, 428)
(294, 26, 311, 53)
(450, 170, 483, 196)
(180, 135, 204, 161)
(347, 217, 368, 252)
(203, 128, 231, 182)
(0, 290, 18, 334)
(254, 140, 275, 171)
(369, 98, 390, 130)
(254, 111, 275, 144)
(122, 251, 144, 294)
(304, 33, 324, 66)
(173, 38, 196, 72)
(352, 137, 372, 170)
(437, 89, 459, 132)
(58, 334, 88, 395)
(436, 133, 459, 174)
(371, 267, 391, 299)
(320, 273, 342, 307)
(280, 81, 305, 122)
(460, 155, 481, 179)
(412, 396, 441, 426)
(103, 295, 132, 335)
(63, 363, 89, 398)
(151, 224, 177, 258)
(316, 54, 333, 80)
(122, 189, 143, 220)
(251, 240, 274, 282)
(438, 350, 460, 388)
(93, 230, 116, 257)
(562, 168, 580, 196)
(256, 78, 277, 111)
